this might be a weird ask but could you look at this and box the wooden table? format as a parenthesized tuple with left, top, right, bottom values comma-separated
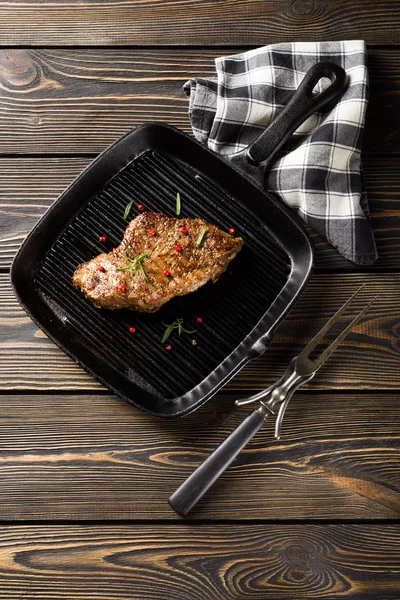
(0, 3, 399, 598)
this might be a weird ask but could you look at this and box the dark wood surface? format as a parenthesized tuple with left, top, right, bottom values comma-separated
(0, 48, 399, 154)
(0, 1, 399, 46)
(1, 5, 399, 598)
(0, 393, 398, 520)
(0, 525, 398, 599)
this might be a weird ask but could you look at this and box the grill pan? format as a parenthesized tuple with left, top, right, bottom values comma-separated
(11, 62, 347, 417)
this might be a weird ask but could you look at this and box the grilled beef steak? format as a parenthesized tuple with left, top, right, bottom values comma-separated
(73, 212, 243, 312)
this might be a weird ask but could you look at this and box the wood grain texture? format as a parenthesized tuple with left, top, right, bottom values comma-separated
(0, 156, 398, 269)
(0, 47, 399, 153)
(3, 273, 400, 392)
(0, 392, 399, 520)
(0, 158, 86, 268)
(0, 0, 400, 46)
(0, 525, 398, 599)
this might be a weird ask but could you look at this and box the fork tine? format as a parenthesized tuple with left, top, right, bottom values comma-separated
(313, 296, 377, 369)
(298, 285, 365, 359)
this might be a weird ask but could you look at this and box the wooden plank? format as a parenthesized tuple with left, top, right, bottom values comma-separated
(0, 0, 399, 46)
(2, 273, 400, 392)
(0, 156, 398, 270)
(0, 525, 399, 598)
(0, 392, 399, 520)
(0, 158, 86, 268)
(0, 47, 398, 154)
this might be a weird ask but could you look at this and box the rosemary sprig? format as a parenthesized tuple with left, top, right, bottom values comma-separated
(124, 200, 134, 220)
(137, 259, 148, 282)
(118, 241, 149, 281)
(197, 224, 207, 246)
(161, 324, 175, 344)
(122, 240, 136, 260)
(161, 318, 196, 344)
(176, 192, 181, 216)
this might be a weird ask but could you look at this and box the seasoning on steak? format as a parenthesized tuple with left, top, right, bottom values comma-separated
(72, 212, 243, 313)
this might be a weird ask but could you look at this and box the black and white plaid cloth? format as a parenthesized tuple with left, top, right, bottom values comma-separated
(184, 40, 377, 265)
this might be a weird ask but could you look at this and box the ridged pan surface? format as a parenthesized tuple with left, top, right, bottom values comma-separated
(11, 124, 313, 417)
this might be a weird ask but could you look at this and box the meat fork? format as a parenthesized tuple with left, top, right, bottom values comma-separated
(169, 286, 376, 516)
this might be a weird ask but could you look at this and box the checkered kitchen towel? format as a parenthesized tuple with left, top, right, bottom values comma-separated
(184, 40, 377, 264)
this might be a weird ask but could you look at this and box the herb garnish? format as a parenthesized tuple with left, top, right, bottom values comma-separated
(117, 241, 149, 281)
(124, 200, 134, 220)
(161, 318, 196, 344)
(176, 192, 181, 216)
(197, 224, 207, 246)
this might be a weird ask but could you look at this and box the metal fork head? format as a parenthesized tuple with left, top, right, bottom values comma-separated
(235, 286, 376, 409)
(295, 286, 377, 377)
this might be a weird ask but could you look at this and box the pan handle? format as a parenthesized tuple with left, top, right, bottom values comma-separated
(245, 61, 348, 167)
(168, 405, 269, 516)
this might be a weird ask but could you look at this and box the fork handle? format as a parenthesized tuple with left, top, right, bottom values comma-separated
(168, 407, 268, 516)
